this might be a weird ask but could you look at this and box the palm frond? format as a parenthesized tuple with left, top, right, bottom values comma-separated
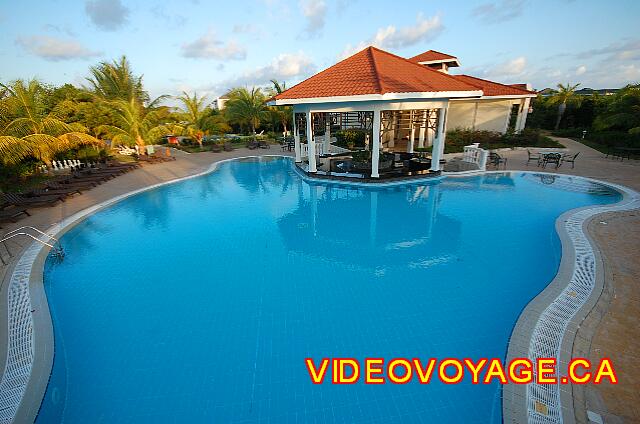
(0, 136, 32, 165)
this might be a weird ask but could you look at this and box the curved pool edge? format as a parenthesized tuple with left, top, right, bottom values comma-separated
(1, 159, 637, 424)
(498, 176, 640, 424)
(0, 154, 287, 424)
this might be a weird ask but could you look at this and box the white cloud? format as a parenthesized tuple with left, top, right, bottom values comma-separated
(299, 0, 327, 38)
(339, 13, 443, 59)
(575, 65, 587, 76)
(472, 0, 525, 24)
(482, 56, 527, 79)
(16, 35, 101, 61)
(575, 38, 640, 62)
(85, 0, 129, 31)
(181, 30, 247, 60)
(215, 51, 315, 92)
(578, 64, 640, 88)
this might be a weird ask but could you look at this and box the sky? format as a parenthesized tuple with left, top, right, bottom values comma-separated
(1, 0, 639, 104)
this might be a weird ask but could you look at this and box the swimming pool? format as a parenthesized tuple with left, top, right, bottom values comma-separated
(36, 157, 621, 423)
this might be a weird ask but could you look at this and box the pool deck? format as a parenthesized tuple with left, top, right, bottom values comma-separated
(1, 139, 639, 423)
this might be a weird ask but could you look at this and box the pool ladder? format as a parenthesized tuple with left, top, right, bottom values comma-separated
(0, 226, 64, 266)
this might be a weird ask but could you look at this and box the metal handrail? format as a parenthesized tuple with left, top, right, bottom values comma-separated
(0, 233, 57, 250)
(3, 226, 60, 244)
(0, 226, 64, 266)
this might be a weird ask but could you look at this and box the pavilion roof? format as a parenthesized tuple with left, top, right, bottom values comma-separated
(273, 47, 481, 102)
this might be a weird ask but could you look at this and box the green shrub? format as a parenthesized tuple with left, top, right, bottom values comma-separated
(444, 128, 561, 153)
(551, 128, 587, 138)
(585, 131, 640, 148)
(351, 150, 371, 163)
(335, 129, 369, 148)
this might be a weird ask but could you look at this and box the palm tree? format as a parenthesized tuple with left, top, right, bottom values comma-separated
(85, 55, 165, 106)
(97, 98, 175, 149)
(0, 79, 101, 165)
(549, 83, 581, 130)
(224, 87, 268, 135)
(267, 79, 292, 136)
(593, 84, 640, 134)
(175, 91, 229, 148)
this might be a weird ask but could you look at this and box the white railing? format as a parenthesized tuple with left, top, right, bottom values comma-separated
(462, 143, 488, 170)
(300, 135, 351, 158)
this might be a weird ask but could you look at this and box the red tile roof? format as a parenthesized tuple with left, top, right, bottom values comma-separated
(452, 75, 536, 97)
(409, 50, 458, 64)
(509, 83, 529, 91)
(274, 47, 480, 101)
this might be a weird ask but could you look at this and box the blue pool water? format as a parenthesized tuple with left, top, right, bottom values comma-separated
(37, 157, 620, 423)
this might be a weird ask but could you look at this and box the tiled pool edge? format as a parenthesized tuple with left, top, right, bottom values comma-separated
(0, 155, 284, 424)
(1, 161, 637, 424)
(498, 176, 640, 424)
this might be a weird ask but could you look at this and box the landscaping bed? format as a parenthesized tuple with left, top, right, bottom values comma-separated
(438, 129, 563, 153)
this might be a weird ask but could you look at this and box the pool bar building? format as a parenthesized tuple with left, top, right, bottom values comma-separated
(271, 47, 536, 179)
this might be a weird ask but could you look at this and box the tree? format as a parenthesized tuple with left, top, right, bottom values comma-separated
(266, 79, 292, 136)
(97, 98, 174, 149)
(224, 87, 268, 135)
(548, 83, 581, 130)
(86, 55, 153, 105)
(593, 84, 640, 134)
(174, 92, 230, 147)
(0, 79, 102, 165)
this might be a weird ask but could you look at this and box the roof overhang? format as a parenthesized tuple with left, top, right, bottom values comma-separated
(417, 59, 461, 67)
(482, 94, 537, 99)
(449, 93, 537, 101)
(271, 90, 483, 106)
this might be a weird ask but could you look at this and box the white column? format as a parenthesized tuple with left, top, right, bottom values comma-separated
(293, 113, 301, 162)
(371, 109, 381, 178)
(324, 116, 331, 155)
(408, 111, 415, 153)
(418, 110, 427, 148)
(516, 98, 531, 132)
(503, 102, 513, 133)
(389, 112, 396, 148)
(306, 110, 317, 172)
(430, 106, 448, 171)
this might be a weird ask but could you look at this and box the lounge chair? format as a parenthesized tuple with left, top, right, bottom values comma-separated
(223, 142, 234, 152)
(562, 152, 580, 169)
(0, 206, 30, 224)
(50, 175, 99, 188)
(258, 140, 270, 149)
(25, 187, 80, 198)
(246, 140, 260, 150)
(211, 144, 222, 152)
(2, 192, 64, 207)
(526, 149, 542, 166)
(45, 180, 93, 192)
